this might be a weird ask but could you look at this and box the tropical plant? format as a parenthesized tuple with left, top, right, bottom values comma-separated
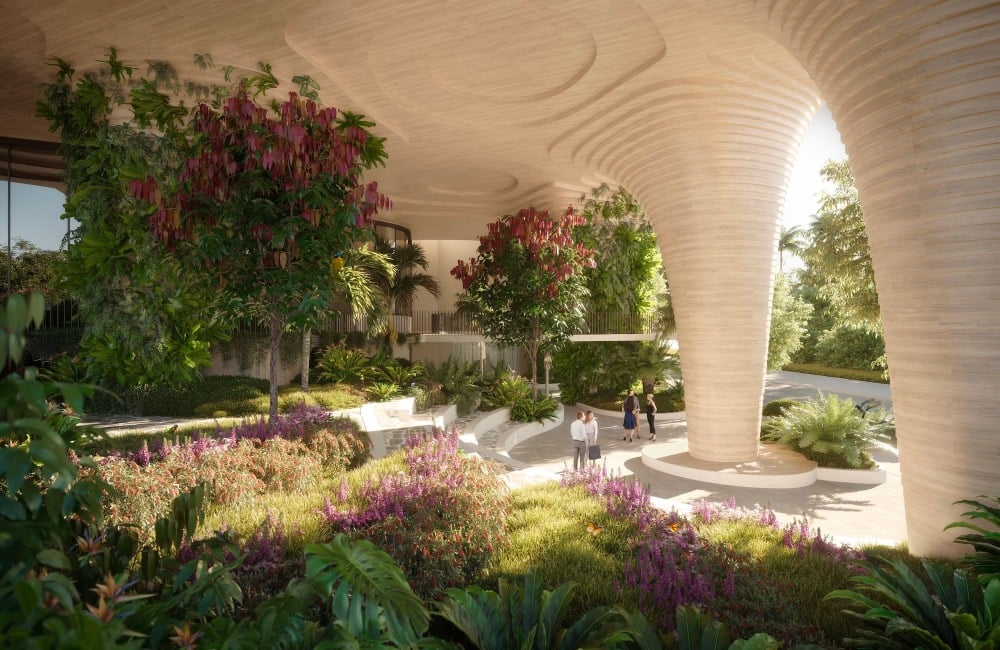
(675, 605, 774, 650)
(761, 393, 878, 469)
(767, 272, 812, 371)
(0, 292, 103, 581)
(317, 344, 372, 384)
(37, 50, 226, 389)
(366, 381, 403, 401)
(373, 237, 441, 317)
(433, 566, 632, 649)
(574, 184, 665, 330)
(510, 396, 559, 423)
(426, 357, 482, 415)
(945, 495, 1000, 584)
(452, 207, 595, 397)
(486, 373, 532, 407)
(131, 66, 390, 419)
(825, 556, 1000, 649)
(801, 159, 880, 330)
(633, 340, 679, 395)
(305, 535, 437, 648)
(371, 359, 426, 386)
(778, 224, 807, 273)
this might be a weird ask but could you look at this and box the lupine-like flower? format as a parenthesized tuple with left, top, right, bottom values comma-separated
(170, 622, 202, 649)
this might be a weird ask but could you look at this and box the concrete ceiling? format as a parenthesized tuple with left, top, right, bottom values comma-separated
(0, 0, 821, 240)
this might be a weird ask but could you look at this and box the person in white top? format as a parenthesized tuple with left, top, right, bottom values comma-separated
(570, 411, 587, 471)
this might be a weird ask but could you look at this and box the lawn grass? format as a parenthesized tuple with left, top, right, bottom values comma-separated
(480, 482, 638, 616)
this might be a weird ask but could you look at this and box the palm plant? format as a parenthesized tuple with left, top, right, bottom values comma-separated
(778, 224, 807, 272)
(374, 237, 441, 317)
(945, 495, 1000, 584)
(825, 556, 1000, 649)
(433, 566, 632, 649)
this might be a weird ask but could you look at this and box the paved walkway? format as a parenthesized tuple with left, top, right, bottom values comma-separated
(89, 371, 904, 548)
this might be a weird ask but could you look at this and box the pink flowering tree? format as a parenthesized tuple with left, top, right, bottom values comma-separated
(131, 83, 390, 418)
(451, 207, 595, 395)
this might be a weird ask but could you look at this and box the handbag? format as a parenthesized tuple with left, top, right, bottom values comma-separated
(588, 444, 602, 460)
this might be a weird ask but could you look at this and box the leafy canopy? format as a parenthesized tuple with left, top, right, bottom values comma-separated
(452, 207, 595, 391)
(131, 75, 390, 418)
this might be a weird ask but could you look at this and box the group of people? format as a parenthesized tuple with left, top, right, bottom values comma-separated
(622, 389, 657, 443)
(569, 389, 658, 471)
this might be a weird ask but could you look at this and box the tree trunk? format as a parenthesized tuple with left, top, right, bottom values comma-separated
(268, 310, 282, 421)
(301, 327, 311, 392)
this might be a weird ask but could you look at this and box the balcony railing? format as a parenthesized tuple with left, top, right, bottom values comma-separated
(309, 311, 660, 337)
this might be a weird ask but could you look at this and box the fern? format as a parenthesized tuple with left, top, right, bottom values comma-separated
(762, 393, 876, 469)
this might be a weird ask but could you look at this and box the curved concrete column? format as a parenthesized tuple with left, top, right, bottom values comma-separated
(614, 79, 820, 463)
(754, 0, 1000, 557)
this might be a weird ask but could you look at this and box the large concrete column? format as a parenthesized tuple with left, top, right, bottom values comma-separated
(755, 0, 1000, 556)
(620, 77, 820, 463)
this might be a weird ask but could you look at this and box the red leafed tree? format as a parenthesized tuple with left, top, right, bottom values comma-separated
(452, 207, 595, 395)
(131, 85, 390, 419)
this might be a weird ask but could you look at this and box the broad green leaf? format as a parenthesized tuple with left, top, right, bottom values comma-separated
(37, 548, 72, 570)
(27, 292, 45, 328)
(6, 294, 27, 334)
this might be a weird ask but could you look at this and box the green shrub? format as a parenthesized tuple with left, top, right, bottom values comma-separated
(486, 373, 531, 408)
(316, 344, 371, 384)
(762, 393, 878, 469)
(426, 357, 482, 415)
(762, 398, 803, 417)
(813, 325, 885, 371)
(510, 396, 559, 422)
(365, 382, 401, 401)
(91, 375, 270, 416)
(783, 363, 888, 383)
(658, 379, 685, 412)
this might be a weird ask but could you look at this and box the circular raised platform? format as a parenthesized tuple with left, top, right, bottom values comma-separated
(641, 437, 818, 489)
(641, 438, 887, 488)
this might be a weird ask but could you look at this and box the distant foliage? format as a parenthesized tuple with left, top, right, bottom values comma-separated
(768, 273, 812, 370)
(813, 325, 885, 371)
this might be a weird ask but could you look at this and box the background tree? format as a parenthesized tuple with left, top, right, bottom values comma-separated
(0, 240, 68, 299)
(373, 237, 440, 317)
(767, 273, 812, 370)
(778, 224, 807, 272)
(800, 159, 880, 330)
(794, 159, 885, 373)
(132, 73, 390, 418)
(36, 50, 226, 389)
(452, 207, 594, 396)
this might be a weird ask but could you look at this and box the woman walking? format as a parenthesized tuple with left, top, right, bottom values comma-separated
(645, 393, 657, 441)
(622, 389, 638, 442)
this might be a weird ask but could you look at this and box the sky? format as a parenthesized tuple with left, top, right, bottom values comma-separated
(0, 106, 847, 252)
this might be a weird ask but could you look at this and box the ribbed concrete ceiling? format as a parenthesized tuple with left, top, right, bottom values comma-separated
(0, 0, 821, 240)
